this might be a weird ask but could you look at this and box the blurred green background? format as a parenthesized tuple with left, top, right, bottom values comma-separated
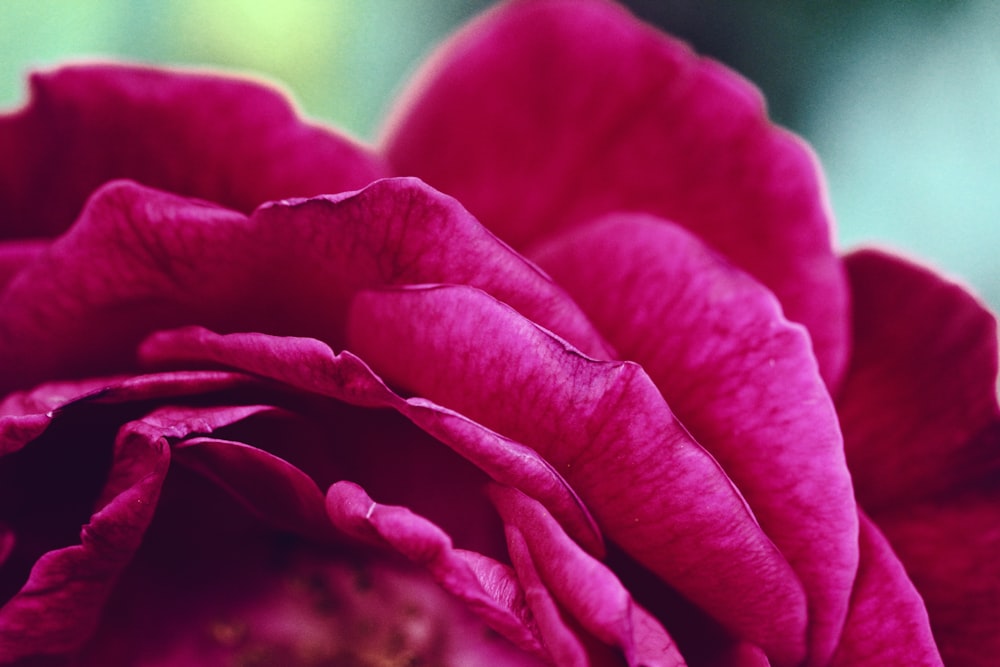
(2, 0, 997, 312)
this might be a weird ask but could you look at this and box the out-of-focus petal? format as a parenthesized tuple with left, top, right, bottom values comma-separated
(381, 0, 847, 388)
(830, 514, 942, 667)
(139, 327, 605, 559)
(875, 480, 1000, 667)
(531, 214, 856, 665)
(0, 63, 383, 239)
(839, 249, 1000, 510)
(326, 480, 549, 662)
(0, 239, 47, 291)
(344, 284, 807, 666)
(490, 484, 686, 667)
(0, 177, 608, 394)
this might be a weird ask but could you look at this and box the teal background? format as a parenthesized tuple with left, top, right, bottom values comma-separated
(2, 0, 997, 312)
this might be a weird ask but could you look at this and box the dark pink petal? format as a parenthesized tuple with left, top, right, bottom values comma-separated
(0, 370, 259, 455)
(344, 285, 807, 665)
(839, 249, 1000, 510)
(140, 327, 604, 558)
(326, 480, 549, 661)
(0, 63, 383, 239)
(830, 514, 942, 667)
(381, 0, 847, 388)
(0, 177, 608, 394)
(0, 418, 169, 661)
(0, 402, 281, 660)
(490, 484, 686, 667)
(0, 238, 46, 291)
(172, 433, 333, 541)
(531, 214, 856, 665)
(875, 483, 1000, 667)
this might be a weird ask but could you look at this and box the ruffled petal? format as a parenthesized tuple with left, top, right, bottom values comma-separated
(326, 480, 549, 662)
(139, 327, 604, 559)
(0, 63, 383, 239)
(0, 239, 47, 291)
(381, 0, 847, 388)
(830, 514, 942, 666)
(531, 214, 856, 665)
(839, 249, 1000, 510)
(344, 284, 807, 665)
(0, 177, 607, 394)
(489, 484, 686, 667)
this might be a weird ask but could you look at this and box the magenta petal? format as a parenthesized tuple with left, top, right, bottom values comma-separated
(325, 480, 548, 661)
(0, 239, 47, 291)
(830, 514, 942, 667)
(532, 214, 856, 665)
(490, 485, 685, 667)
(0, 63, 383, 239)
(172, 434, 332, 541)
(0, 177, 607, 394)
(874, 482, 1000, 666)
(839, 249, 1000, 510)
(139, 327, 604, 558)
(382, 0, 847, 388)
(345, 285, 807, 665)
(0, 419, 169, 661)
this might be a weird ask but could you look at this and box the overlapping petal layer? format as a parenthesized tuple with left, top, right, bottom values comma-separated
(344, 284, 807, 665)
(839, 250, 1000, 665)
(531, 214, 855, 665)
(0, 377, 275, 661)
(0, 177, 608, 394)
(382, 0, 848, 389)
(0, 64, 383, 239)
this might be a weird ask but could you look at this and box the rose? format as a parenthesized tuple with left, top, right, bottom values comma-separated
(0, 0, 996, 665)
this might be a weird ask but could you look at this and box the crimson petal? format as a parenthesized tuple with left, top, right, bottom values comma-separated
(0, 177, 607, 394)
(489, 484, 685, 667)
(139, 327, 605, 559)
(830, 514, 942, 666)
(345, 284, 807, 665)
(381, 0, 847, 388)
(0, 63, 383, 239)
(531, 214, 856, 665)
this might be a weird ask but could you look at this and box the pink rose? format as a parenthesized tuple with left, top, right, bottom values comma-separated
(1, 1, 996, 665)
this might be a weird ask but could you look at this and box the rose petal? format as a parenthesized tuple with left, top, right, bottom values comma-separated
(0, 402, 283, 660)
(381, 0, 847, 388)
(0, 239, 47, 291)
(172, 434, 332, 541)
(0, 63, 383, 239)
(531, 214, 856, 665)
(345, 284, 807, 665)
(139, 326, 605, 559)
(874, 481, 1000, 667)
(490, 484, 686, 667)
(0, 177, 608, 394)
(830, 513, 943, 667)
(839, 249, 1000, 510)
(325, 480, 549, 661)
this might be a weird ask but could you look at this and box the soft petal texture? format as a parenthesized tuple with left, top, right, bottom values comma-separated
(0, 177, 608, 394)
(830, 514, 942, 666)
(489, 484, 685, 667)
(838, 250, 1000, 664)
(172, 433, 333, 541)
(0, 63, 383, 239)
(345, 284, 807, 665)
(531, 214, 856, 665)
(381, 0, 848, 389)
(139, 326, 605, 559)
(326, 480, 549, 661)
(873, 494, 999, 667)
(839, 249, 1000, 510)
(0, 238, 47, 291)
